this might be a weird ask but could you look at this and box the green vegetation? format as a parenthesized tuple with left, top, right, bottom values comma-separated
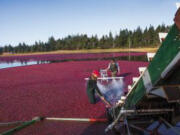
(0, 47, 3, 55)
(2, 24, 170, 54)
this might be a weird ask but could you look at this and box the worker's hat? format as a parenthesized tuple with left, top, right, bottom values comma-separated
(92, 70, 100, 77)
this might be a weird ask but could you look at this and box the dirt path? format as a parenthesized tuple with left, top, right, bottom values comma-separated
(1, 47, 158, 57)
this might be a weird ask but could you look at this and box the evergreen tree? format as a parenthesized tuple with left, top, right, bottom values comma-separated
(0, 47, 3, 55)
(1, 24, 171, 53)
(48, 36, 57, 51)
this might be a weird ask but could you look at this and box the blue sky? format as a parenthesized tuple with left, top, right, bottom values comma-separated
(0, 0, 179, 46)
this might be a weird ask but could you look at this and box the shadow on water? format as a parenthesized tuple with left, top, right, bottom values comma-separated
(49, 55, 148, 63)
(120, 72, 132, 77)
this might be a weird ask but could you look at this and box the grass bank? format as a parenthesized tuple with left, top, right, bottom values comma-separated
(2, 47, 158, 56)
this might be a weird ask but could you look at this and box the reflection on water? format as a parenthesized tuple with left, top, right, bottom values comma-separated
(0, 61, 49, 69)
(0, 55, 148, 69)
(116, 55, 147, 61)
(48, 55, 148, 63)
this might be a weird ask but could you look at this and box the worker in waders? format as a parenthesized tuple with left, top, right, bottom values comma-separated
(86, 70, 104, 104)
(106, 58, 120, 77)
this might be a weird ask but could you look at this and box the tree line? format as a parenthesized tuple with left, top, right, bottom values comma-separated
(0, 24, 170, 54)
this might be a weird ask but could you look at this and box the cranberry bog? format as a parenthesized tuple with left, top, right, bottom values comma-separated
(0, 53, 148, 135)
(0, 52, 146, 63)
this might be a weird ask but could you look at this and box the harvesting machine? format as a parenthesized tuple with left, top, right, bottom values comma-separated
(105, 7, 180, 134)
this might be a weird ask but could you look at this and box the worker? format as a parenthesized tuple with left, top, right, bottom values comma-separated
(106, 58, 120, 77)
(86, 70, 105, 104)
